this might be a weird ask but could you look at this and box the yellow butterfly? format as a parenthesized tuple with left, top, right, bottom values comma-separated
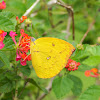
(30, 37, 75, 78)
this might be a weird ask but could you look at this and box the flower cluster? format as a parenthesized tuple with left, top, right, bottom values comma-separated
(9, 29, 31, 66)
(0, 1, 6, 10)
(85, 68, 100, 77)
(16, 16, 27, 24)
(65, 59, 80, 71)
(0, 29, 7, 49)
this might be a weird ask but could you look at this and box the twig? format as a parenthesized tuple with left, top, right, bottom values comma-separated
(48, 7, 55, 28)
(64, 96, 77, 100)
(80, 20, 95, 44)
(47, 0, 57, 7)
(65, 13, 72, 39)
(37, 77, 54, 100)
(14, 62, 18, 100)
(71, 12, 75, 40)
(31, 23, 39, 38)
(56, 0, 75, 40)
(23, 0, 40, 16)
(56, 0, 73, 12)
(18, 78, 31, 98)
(66, 14, 71, 32)
(48, 6, 64, 28)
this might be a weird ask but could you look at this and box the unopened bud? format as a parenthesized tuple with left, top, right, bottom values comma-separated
(25, 18, 32, 25)
(76, 44, 84, 50)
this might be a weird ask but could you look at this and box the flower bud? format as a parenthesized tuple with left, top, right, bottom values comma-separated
(25, 18, 32, 26)
(76, 44, 84, 50)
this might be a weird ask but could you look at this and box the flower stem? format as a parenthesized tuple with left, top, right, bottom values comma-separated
(14, 84, 18, 100)
(14, 61, 18, 100)
(14, 76, 18, 100)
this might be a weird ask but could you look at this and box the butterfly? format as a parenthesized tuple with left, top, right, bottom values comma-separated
(30, 37, 75, 78)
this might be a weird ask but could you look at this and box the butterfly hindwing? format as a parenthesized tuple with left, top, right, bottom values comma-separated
(30, 37, 75, 78)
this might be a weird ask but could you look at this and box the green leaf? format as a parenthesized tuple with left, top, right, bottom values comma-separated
(86, 45, 100, 56)
(78, 64, 94, 71)
(18, 65, 31, 77)
(82, 56, 100, 66)
(26, 78, 48, 94)
(68, 75, 83, 96)
(74, 45, 90, 60)
(0, 69, 6, 81)
(0, 79, 15, 93)
(5, 71, 21, 81)
(0, 16, 15, 31)
(0, 60, 4, 68)
(0, 11, 16, 26)
(0, 11, 15, 19)
(78, 85, 100, 100)
(0, 51, 10, 68)
(3, 36, 15, 50)
(52, 75, 73, 99)
(74, 45, 100, 60)
(8, 1, 26, 16)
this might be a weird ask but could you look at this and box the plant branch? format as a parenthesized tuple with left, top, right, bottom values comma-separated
(56, 0, 75, 40)
(48, 7, 55, 28)
(14, 63, 18, 100)
(18, 78, 30, 98)
(80, 20, 95, 44)
(65, 13, 72, 39)
(47, 0, 57, 7)
(37, 77, 54, 100)
(23, 0, 40, 16)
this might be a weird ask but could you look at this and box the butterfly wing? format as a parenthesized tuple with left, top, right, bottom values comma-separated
(30, 37, 75, 78)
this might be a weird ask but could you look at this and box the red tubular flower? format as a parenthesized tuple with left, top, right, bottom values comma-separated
(9, 29, 31, 66)
(85, 70, 91, 77)
(85, 68, 99, 77)
(16, 16, 27, 24)
(0, 1, 6, 10)
(65, 59, 80, 71)
(91, 68, 98, 74)
(9, 31, 17, 44)
(0, 29, 7, 49)
(0, 29, 4, 34)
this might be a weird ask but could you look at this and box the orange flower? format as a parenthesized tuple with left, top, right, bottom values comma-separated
(16, 16, 27, 24)
(0, 29, 7, 49)
(85, 68, 99, 77)
(0, 29, 4, 34)
(9, 29, 31, 66)
(85, 70, 91, 77)
(91, 68, 98, 74)
(0, 1, 6, 10)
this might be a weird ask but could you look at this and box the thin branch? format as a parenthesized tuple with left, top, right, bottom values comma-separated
(56, 0, 73, 12)
(65, 13, 72, 39)
(47, 0, 57, 7)
(18, 78, 31, 98)
(23, 0, 40, 16)
(71, 12, 75, 40)
(66, 14, 71, 32)
(80, 20, 95, 44)
(56, 0, 75, 40)
(37, 77, 54, 100)
(48, 7, 55, 28)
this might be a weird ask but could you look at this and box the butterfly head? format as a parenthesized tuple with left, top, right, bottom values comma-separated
(31, 37, 36, 42)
